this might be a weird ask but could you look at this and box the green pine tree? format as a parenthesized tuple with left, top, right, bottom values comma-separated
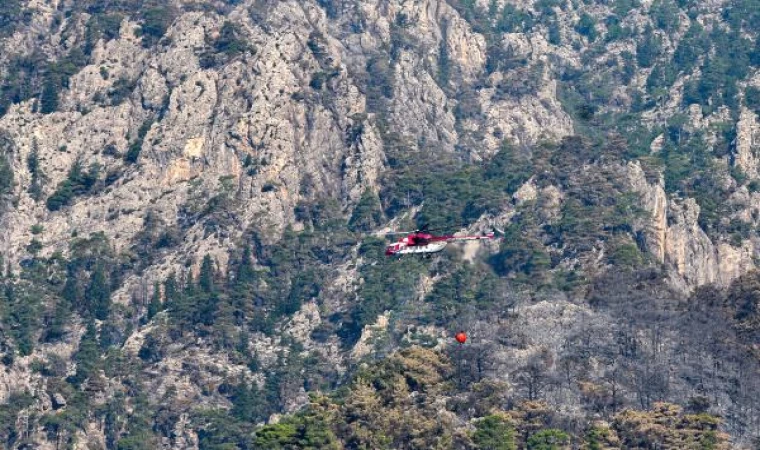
(526, 429, 570, 450)
(63, 267, 79, 305)
(348, 189, 384, 232)
(167, 271, 195, 328)
(40, 75, 59, 114)
(636, 25, 661, 68)
(183, 270, 196, 296)
(70, 320, 99, 386)
(86, 265, 111, 320)
(0, 155, 12, 198)
(6, 283, 38, 356)
(472, 415, 517, 450)
(237, 247, 256, 286)
(147, 282, 161, 321)
(163, 272, 178, 309)
(232, 381, 258, 421)
(199, 254, 215, 293)
(43, 298, 71, 343)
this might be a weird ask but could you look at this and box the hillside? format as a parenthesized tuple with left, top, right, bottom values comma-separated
(0, 0, 759, 448)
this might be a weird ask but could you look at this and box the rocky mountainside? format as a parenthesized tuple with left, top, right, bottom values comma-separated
(0, 0, 760, 448)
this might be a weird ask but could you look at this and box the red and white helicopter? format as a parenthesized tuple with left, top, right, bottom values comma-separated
(383, 224, 498, 257)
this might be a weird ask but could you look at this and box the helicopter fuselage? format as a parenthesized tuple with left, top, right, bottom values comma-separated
(385, 240, 448, 256)
(384, 231, 494, 256)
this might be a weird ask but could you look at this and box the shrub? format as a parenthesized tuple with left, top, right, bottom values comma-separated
(0, 1, 30, 38)
(0, 155, 12, 197)
(473, 415, 517, 450)
(125, 119, 153, 164)
(575, 13, 597, 41)
(527, 429, 570, 449)
(46, 160, 101, 211)
(139, 6, 176, 47)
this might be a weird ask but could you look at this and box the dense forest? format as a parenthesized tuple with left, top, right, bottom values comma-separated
(1, 0, 760, 448)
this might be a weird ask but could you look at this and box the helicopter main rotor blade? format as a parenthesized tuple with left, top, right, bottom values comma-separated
(378, 230, 418, 236)
(422, 223, 471, 234)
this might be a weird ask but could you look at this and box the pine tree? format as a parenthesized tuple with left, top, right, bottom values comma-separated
(168, 271, 194, 327)
(183, 270, 196, 296)
(231, 381, 256, 420)
(548, 20, 561, 45)
(526, 429, 570, 449)
(86, 265, 111, 320)
(637, 25, 661, 68)
(40, 76, 59, 114)
(437, 38, 450, 86)
(27, 142, 43, 201)
(62, 267, 79, 307)
(103, 395, 127, 449)
(147, 282, 161, 321)
(233, 247, 257, 325)
(6, 283, 38, 356)
(198, 292, 219, 326)
(43, 298, 71, 343)
(0, 154, 13, 198)
(4, 283, 45, 356)
(70, 320, 99, 386)
(115, 386, 160, 448)
(575, 13, 597, 42)
(348, 189, 384, 232)
(164, 272, 178, 308)
(199, 254, 215, 293)
(237, 247, 256, 286)
(473, 415, 517, 450)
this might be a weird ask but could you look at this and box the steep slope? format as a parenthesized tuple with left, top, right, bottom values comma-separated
(0, 0, 760, 449)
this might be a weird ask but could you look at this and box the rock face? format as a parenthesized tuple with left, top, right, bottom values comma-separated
(733, 108, 760, 179)
(0, 0, 580, 310)
(0, 7, 376, 295)
(628, 162, 757, 292)
(666, 212, 757, 291)
(350, 311, 391, 360)
(513, 176, 538, 205)
(479, 35, 574, 155)
(664, 198, 719, 288)
(627, 162, 668, 264)
(2, 0, 760, 447)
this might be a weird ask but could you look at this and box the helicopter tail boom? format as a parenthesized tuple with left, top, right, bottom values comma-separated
(432, 231, 495, 242)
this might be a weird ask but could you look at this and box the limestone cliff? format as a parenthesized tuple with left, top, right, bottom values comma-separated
(629, 161, 758, 292)
(1, 0, 760, 448)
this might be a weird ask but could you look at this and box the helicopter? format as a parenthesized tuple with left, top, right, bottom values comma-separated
(383, 224, 498, 257)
